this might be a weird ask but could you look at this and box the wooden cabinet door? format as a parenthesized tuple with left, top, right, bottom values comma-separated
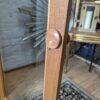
(43, 0, 71, 100)
(0, 0, 71, 100)
(0, 54, 7, 100)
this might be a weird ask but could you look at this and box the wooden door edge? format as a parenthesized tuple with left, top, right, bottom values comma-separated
(43, 0, 72, 100)
(0, 53, 8, 100)
(3, 97, 8, 100)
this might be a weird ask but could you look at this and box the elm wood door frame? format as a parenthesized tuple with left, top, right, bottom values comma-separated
(43, 0, 71, 100)
(0, 54, 7, 100)
(0, 0, 71, 99)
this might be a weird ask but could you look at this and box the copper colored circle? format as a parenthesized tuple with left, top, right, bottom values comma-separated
(46, 29, 61, 49)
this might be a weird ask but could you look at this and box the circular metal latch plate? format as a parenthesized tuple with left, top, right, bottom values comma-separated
(46, 29, 62, 49)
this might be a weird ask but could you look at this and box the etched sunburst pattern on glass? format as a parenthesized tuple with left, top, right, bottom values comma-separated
(19, 0, 48, 56)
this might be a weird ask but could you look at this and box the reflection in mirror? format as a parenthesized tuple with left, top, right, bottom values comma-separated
(0, 0, 48, 99)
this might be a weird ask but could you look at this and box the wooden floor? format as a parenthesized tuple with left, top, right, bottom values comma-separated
(4, 56, 100, 100)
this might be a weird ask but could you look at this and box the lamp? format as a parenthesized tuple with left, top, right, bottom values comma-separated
(78, 2, 100, 33)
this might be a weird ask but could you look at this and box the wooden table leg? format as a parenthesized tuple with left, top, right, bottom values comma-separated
(89, 44, 96, 72)
(0, 54, 8, 100)
(65, 43, 70, 73)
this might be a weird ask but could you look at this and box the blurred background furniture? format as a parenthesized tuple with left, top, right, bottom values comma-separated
(69, 29, 100, 72)
(0, 52, 7, 100)
(65, 0, 100, 72)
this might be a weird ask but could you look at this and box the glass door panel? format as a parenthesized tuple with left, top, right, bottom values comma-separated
(0, 0, 71, 100)
(0, 0, 48, 99)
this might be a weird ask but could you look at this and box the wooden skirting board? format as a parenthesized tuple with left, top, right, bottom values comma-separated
(75, 55, 100, 69)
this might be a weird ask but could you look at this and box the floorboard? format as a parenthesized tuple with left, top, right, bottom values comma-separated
(4, 56, 100, 100)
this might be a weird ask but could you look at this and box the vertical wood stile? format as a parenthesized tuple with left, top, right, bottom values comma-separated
(0, 53, 7, 100)
(43, 0, 72, 100)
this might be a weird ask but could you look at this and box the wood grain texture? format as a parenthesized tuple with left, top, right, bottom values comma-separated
(43, 0, 72, 100)
(74, 0, 80, 28)
(0, 53, 7, 100)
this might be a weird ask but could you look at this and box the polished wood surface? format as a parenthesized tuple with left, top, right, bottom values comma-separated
(0, 53, 7, 100)
(69, 30, 100, 44)
(46, 29, 61, 49)
(43, 0, 71, 100)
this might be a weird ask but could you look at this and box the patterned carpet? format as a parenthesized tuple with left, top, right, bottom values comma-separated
(32, 79, 95, 100)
